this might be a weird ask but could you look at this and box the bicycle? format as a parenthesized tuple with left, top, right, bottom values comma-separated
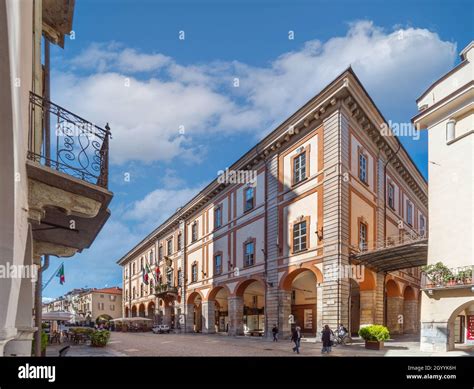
(332, 333, 352, 346)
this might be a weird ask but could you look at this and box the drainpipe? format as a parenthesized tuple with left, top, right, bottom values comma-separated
(182, 218, 187, 333)
(34, 255, 49, 356)
(44, 38, 50, 166)
(260, 145, 269, 338)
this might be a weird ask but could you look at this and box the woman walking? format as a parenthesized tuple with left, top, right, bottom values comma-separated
(291, 326, 302, 354)
(321, 325, 333, 354)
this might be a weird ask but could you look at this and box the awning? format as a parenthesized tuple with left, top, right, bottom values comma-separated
(42, 311, 73, 321)
(351, 239, 428, 272)
(110, 317, 152, 322)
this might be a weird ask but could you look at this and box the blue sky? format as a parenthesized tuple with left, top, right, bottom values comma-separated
(42, 0, 473, 299)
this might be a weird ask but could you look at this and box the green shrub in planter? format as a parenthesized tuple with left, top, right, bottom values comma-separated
(358, 325, 390, 342)
(90, 330, 110, 347)
(31, 331, 49, 355)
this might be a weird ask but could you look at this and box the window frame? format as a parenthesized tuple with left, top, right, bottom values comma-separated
(244, 187, 255, 213)
(291, 217, 310, 254)
(191, 222, 198, 243)
(191, 263, 198, 283)
(214, 205, 223, 229)
(387, 182, 395, 210)
(291, 148, 309, 186)
(167, 237, 173, 256)
(243, 238, 256, 267)
(214, 252, 223, 275)
(358, 147, 369, 185)
(406, 200, 413, 226)
(358, 218, 368, 251)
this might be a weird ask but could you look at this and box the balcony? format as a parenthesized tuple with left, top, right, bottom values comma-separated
(154, 284, 179, 298)
(421, 264, 473, 290)
(26, 92, 113, 259)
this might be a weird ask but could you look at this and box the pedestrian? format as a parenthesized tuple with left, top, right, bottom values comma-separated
(272, 324, 279, 342)
(321, 324, 333, 354)
(291, 326, 302, 354)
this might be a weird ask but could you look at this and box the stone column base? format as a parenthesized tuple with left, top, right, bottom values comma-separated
(420, 321, 449, 352)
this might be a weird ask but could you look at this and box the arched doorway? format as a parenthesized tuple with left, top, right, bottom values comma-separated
(138, 303, 146, 318)
(236, 279, 265, 336)
(350, 279, 360, 336)
(186, 292, 203, 333)
(403, 286, 417, 334)
(147, 301, 155, 321)
(131, 305, 137, 317)
(385, 279, 402, 334)
(125, 306, 129, 318)
(448, 300, 474, 351)
(208, 286, 230, 333)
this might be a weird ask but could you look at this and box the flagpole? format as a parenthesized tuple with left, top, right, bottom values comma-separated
(42, 261, 64, 291)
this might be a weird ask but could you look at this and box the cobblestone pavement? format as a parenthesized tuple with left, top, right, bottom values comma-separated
(93, 332, 473, 357)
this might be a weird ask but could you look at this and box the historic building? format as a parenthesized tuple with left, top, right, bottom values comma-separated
(118, 67, 427, 339)
(413, 41, 474, 352)
(0, 0, 112, 356)
(43, 287, 123, 324)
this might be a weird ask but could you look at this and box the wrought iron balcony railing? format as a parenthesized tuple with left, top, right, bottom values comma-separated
(154, 283, 179, 297)
(28, 92, 110, 188)
(421, 264, 473, 289)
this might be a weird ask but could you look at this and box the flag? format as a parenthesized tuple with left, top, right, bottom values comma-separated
(155, 266, 161, 282)
(55, 263, 65, 285)
(142, 267, 149, 285)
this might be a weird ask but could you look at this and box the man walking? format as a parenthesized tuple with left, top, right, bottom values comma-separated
(272, 324, 279, 342)
(291, 326, 302, 354)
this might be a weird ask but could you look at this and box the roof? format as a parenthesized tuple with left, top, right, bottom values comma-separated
(92, 287, 122, 295)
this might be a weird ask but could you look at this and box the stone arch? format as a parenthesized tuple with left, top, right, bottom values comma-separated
(447, 299, 474, 351)
(138, 303, 146, 317)
(187, 290, 204, 304)
(131, 305, 137, 317)
(386, 279, 401, 297)
(147, 301, 155, 319)
(280, 265, 323, 291)
(235, 277, 266, 297)
(124, 306, 129, 317)
(403, 285, 418, 333)
(207, 284, 231, 302)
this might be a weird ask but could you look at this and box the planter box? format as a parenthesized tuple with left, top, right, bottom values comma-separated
(365, 340, 384, 350)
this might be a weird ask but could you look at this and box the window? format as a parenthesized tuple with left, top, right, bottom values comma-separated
(214, 253, 222, 274)
(244, 240, 255, 267)
(293, 151, 307, 184)
(387, 183, 395, 209)
(244, 187, 255, 212)
(132, 263, 136, 274)
(158, 245, 163, 261)
(140, 284, 144, 297)
(406, 201, 413, 226)
(98, 302, 104, 310)
(166, 269, 172, 285)
(191, 263, 198, 282)
(293, 220, 308, 253)
(359, 221, 368, 251)
(214, 206, 222, 229)
(110, 305, 115, 311)
(191, 222, 198, 242)
(419, 215, 426, 237)
(132, 287, 136, 299)
(110, 295, 116, 301)
(100, 294, 104, 298)
(177, 269, 182, 287)
(358, 150, 368, 184)
(177, 233, 182, 251)
(149, 280, 154, 294)
(140, 258, 143, 270)
(167, 238, 173, 256)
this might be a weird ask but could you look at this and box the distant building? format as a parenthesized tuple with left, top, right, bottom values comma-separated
(413, 41, 474, 352)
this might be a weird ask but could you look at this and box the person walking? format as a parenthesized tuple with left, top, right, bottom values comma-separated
(291, 326, 302, 354)
(321, 324, 333, 354)
(272, 324, 279, 342)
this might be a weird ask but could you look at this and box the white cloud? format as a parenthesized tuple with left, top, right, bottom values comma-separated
(124, 185, 204, 230)
(53, 21, 456, 165)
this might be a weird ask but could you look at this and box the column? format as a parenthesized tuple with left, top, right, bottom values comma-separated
(386, 296, 404, 334)
(360, 290, 376, 326)
(163, 305, 173, 326)
(201, 301, 215, 334)
(316, 283, 323, 337)
(185, 304, 194, 333)
(278, 290, 292, 339)
(227, 296, 244, 336)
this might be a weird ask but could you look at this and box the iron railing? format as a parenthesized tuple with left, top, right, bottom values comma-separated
(351, 228, 427, 254)
(154, 283, 179, 297)
(28, 92, 110, 188)
(421, 265, 473, 289)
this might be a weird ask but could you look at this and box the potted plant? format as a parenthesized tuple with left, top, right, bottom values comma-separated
(90, 330, 110, 347)
(422, 262, 452, 287)
(464, 268, 472, 285)
(358, 325, 390, 350)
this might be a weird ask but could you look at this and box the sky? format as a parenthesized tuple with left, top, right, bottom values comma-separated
(42, 0, 473, 300)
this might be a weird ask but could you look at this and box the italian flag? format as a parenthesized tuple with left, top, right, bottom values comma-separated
(56, 263, 65, 285)
(142, 267, 149, 285)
